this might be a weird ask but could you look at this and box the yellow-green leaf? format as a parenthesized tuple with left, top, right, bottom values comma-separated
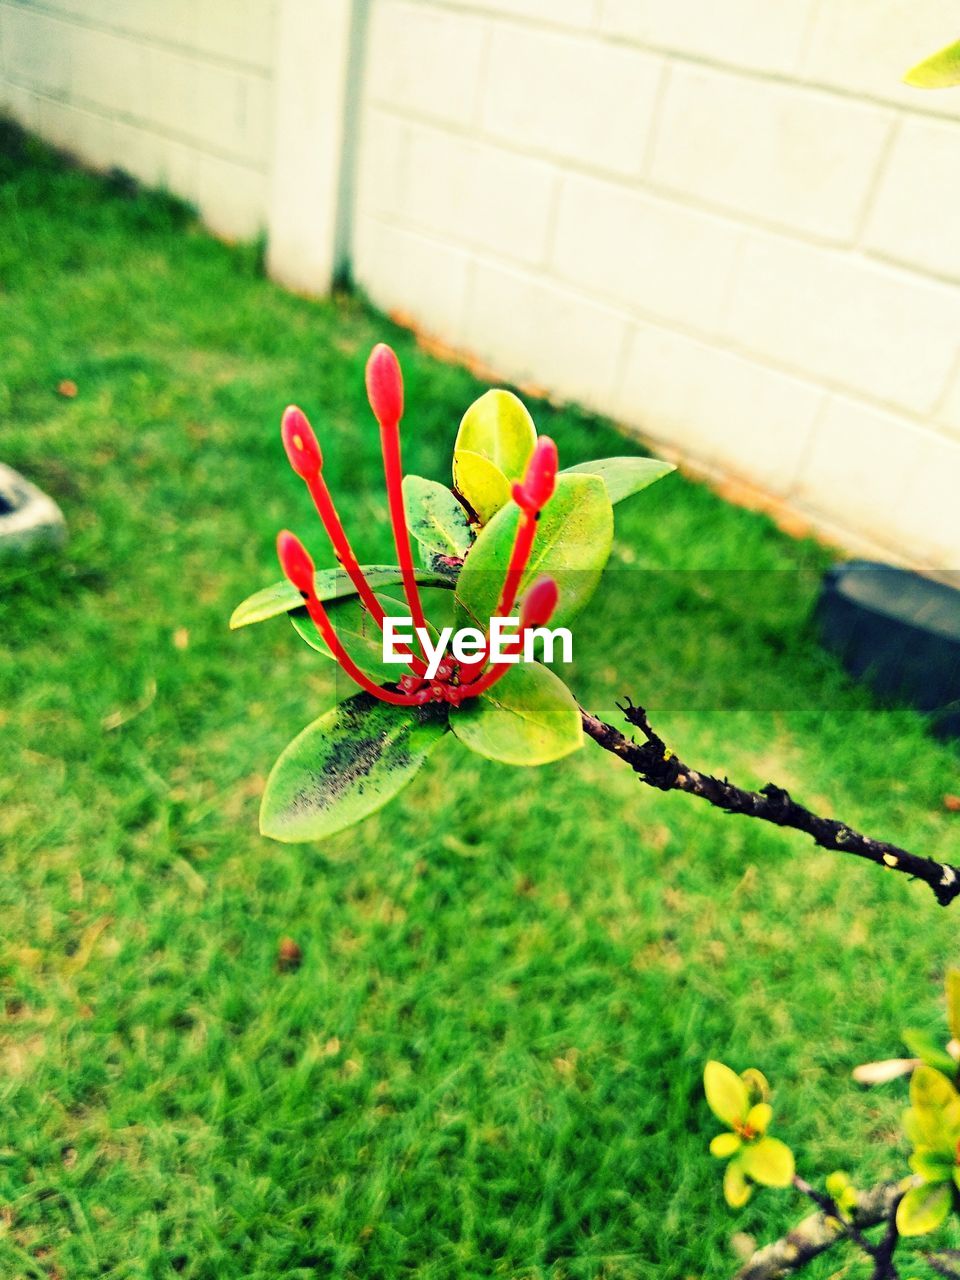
(746, 1103, 773, 1136)
(903, 1028, 957, 1076)
(455, 389, 536, 482)
(905, 39, 960, 89)
(896, 1182, 953, 1237)
(402, 475, 472, 563)
(231, 566, 450, 629)
(455, 473, 613, 631)
(704, 1061, 749, 1128)
(910, 1065, 960, 1147)
(563, 456, 674, 505)
(450, 661, 583, 766)
(260, 695, 447, 843)
(723, 1158, 752, 1209)
(710, 1132, 742, 1159)
(452, 449, 513, 525)
(290, 593, 435, 681)
(740, 1068, 770, 1105)
(740, 1137, 794, 1188)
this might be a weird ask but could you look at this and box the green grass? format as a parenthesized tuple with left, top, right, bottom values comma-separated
(1, 125, 959, 1280)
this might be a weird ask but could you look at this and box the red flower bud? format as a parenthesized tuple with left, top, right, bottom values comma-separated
(520, 576, 559, 630)
(514, 435, 558, 512)
(276, 530, 315, 597)
(365, 343, 404, 429)
(281, 405, 322, 478)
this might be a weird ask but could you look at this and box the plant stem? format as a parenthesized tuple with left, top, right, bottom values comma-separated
(579, 700, 960, 906)
(734, 1182, 905, 1279)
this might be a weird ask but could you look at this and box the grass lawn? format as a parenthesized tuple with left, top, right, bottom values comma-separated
(2, 126, 959, 1280)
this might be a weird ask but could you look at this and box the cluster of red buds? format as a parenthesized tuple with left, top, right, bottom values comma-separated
(276, 344, 559, 707)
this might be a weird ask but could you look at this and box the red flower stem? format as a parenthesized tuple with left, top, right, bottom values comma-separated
(460, 509, 539, 684)
(495, 510, 538, 619)
(304, 471, 426, 679)
(300, 591, 421, 707)
(380, 423, 431, 645)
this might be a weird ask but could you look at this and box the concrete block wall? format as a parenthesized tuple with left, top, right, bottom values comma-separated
(353, 0, 960, 568)
(0, 0, 278, 239)
(3, 0, 959, 566)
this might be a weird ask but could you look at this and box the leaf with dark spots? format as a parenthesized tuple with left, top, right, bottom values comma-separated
(260, 694, 448, 843)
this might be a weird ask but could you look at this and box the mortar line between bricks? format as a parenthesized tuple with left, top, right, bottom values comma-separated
(407, 0, 960, 134)
(0, 74, 271, 175)
(367, 98, 960, 293)
(0, 0, 274, 80)
(363, 209, 960, 449)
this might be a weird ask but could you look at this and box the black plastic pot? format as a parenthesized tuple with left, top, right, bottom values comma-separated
(816, 561, 960, 739)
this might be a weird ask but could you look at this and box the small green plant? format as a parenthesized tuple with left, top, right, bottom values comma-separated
(232, 343, 673, 842)
(707, 971, 960, 1278)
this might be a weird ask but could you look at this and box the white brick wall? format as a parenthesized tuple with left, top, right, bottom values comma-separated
(4, 0, 960, 566)
(0, 0, 277, 238)
(353, 0, 960, 568)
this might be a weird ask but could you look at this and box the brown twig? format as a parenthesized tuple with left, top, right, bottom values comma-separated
(579, 700, 960, 907)
(733, 1182, 904, 1280)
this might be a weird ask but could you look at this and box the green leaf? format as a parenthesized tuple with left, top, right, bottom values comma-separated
(402, 475, 473, 565)
(723, 1158, 752, 1209)
(455, 389, 537, 482)
(704, 1061, 749, 1128)
(907, 1065, 960, 1155)
(896, 1182, 953, 1237)
(740, 1137, 794, 1188)
(452, 449, 513, 526)
(947, 970, 960, 1045)
(290, 593, 434, 681)
(260, 694, 448, 843)
(230, 566, 451, 629)
(910, 1151, 955, 1182)
(903, 1028, 957, 1076)
(740, 1068, 771, 1105)
(563, 456, 675, 505)
(455, 474, 613, 631)
(905, 39, 960, 89)
(450, 661, 583, 765)
(911, 1064, 960, 1117)
(710, 1132, 742, 1159)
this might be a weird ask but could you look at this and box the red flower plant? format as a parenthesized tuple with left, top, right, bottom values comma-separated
(276, 343, 559, 708)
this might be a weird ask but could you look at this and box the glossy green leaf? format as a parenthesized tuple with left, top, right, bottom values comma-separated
(452, 449, 513, 525)
(723, 1158, 752, 1209)
(230, 566, 451, 630)
(710, 1132, 742, 1159)
(260, 694, 448, 843)
(290, 593, 434, 681)
(740, 1137, 794, 1188)
(563, 456, 675, 505)
(455, 389, 536, 482)
(905, 39, 960, 88)
(450, 661, 583, 765)
(903, 1028, 957, 1076)
(455, 474, 613, 631)
(402, 474, 473, 574)
(897, 1182, 953, 1237)
(704, 1061, 749, 1128)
